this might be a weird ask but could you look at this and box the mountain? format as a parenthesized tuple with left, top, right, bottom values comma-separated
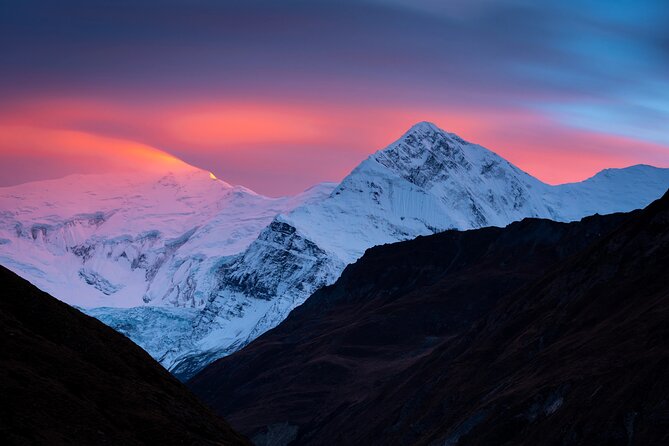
(0, 166, 333, 308)
(189, 191, 669, 445)
(0, 265, 249, 445)
(170, 122, 669, 379)
(2, 122, 669, 379)
(0, 166, 334, 367)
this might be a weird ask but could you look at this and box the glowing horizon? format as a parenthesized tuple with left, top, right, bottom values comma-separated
(1, 1, 668, 196)
(2, 112, 665, 196)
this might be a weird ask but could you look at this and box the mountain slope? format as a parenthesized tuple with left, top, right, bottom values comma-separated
(0, 265, 249, 445)
(173, 122, 669, 378)
(326, 190, 669, 446)
(0, 167, 333, 308)
(0, 168, 333, 368)
(187, 209, 632, 441)
(189, 191, 669, 445)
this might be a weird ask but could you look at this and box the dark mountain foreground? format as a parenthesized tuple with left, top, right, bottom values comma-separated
(0, 266, 249, 446)
(190, 190, 669, 445)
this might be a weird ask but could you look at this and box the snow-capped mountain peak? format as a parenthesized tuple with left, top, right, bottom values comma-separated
(2, 122, 669, 380)
(163, 122, 669, 379)
(375, 123, 472, 180)
(373, 121, 537, 190)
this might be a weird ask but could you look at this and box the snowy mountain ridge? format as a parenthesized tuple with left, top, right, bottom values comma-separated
(1, 121, 668, 379)
(0, 167, 335, 308)
(169, 122, 669, 378)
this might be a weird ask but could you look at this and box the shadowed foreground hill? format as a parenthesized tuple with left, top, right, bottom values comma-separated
(0, 266, 249, 446)
(190, 193, 669, 445)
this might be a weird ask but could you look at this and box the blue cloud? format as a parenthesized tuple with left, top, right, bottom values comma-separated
(0, 0, 667, 148)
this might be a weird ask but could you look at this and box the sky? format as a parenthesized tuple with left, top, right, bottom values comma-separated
(1, 0, 668, 196)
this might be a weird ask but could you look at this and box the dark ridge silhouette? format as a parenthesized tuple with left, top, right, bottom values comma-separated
(190, 193, 669, 445)
(0, 266, 249, 446)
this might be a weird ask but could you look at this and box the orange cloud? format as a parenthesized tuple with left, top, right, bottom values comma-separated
(0, 125, 194, 185)
(166, 104, 325, 146)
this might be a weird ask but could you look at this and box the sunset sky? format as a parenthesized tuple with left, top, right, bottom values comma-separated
(1, 0, 668, 196)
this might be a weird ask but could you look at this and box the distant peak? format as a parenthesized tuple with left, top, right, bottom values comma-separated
(367, 121, 479, 184)
(406, 121, 443, 134)
(401, 121, 469, 145)
(591, 164, 662, 179)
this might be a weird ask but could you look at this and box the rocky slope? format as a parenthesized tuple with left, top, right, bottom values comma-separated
(0, 265, 248, 445)
(190, 190, 669, 445)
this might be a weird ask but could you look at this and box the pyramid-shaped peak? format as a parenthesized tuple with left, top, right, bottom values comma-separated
(405, 121, 443, 135)
(399, 121, 469, 145)
(367, 121, 482, 186)
(378, 121, 471, 161)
